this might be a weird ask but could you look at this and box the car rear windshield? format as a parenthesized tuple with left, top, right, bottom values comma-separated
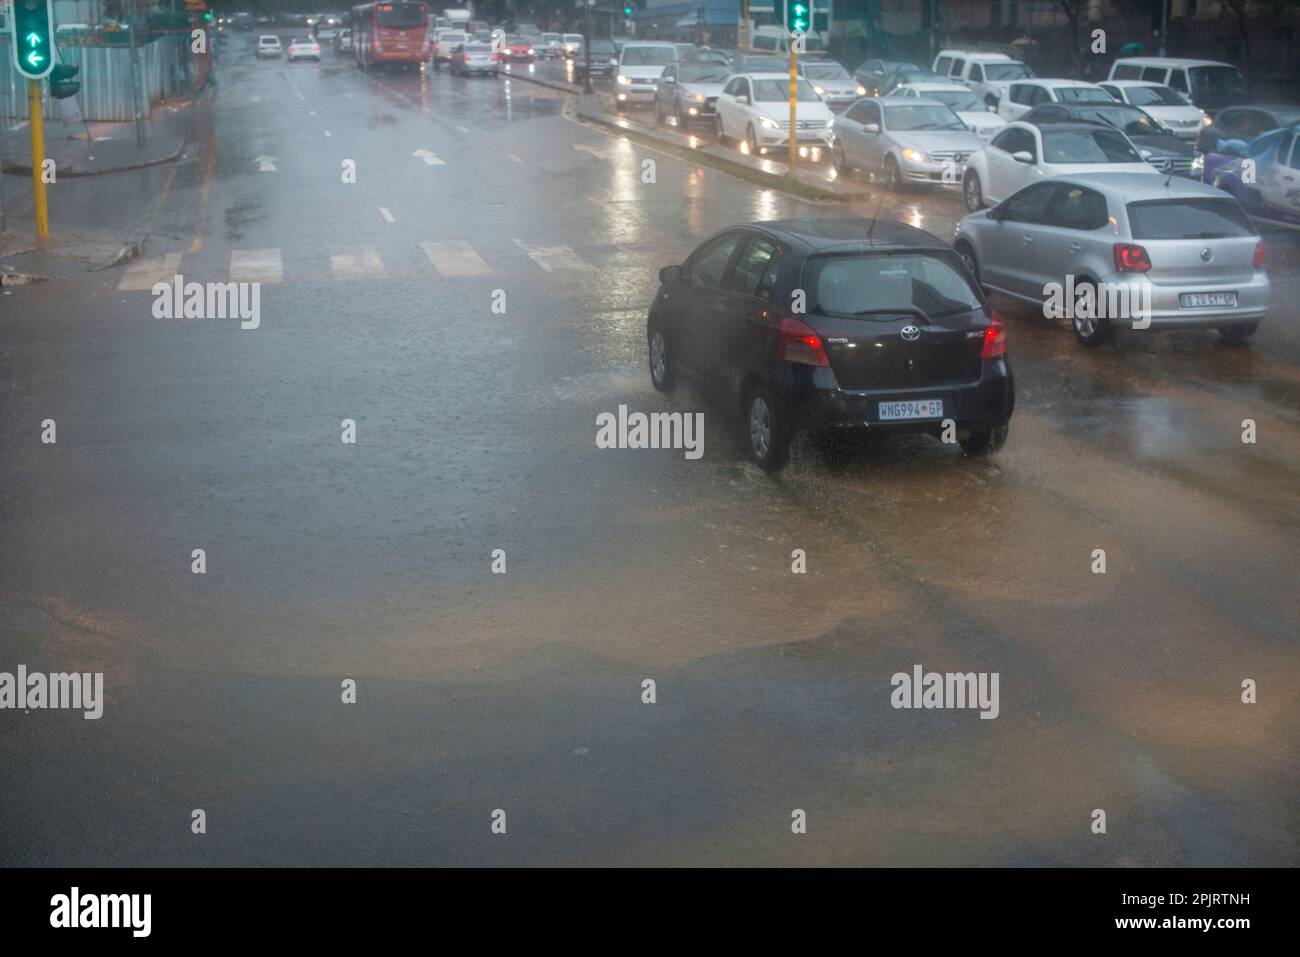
(805, 252, 983, 320)
(1126, 198, 1256, 240)
(622, 46, 676, 66)
(377, 3, 426, 28)
(1043, 129, 1141, 163)
(465, 44, 491, 52)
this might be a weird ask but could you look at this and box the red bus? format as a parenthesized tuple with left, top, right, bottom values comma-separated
(351, 2, 430, 68)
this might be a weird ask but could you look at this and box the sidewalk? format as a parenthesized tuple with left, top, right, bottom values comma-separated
(1, 95, 194, 177)
(0, 226, 143, 283)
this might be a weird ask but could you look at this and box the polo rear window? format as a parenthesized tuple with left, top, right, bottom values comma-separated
(1126, 199, 1256, 239)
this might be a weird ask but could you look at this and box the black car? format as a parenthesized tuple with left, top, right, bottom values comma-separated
(647, 219, 1014, 469)
(853, 59, 924, 96)
(1022, 103, 1197, 176)
(574, 40, 618, 80)
(1195, 103, 1300, 154)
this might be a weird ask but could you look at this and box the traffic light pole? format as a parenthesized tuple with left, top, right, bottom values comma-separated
(788, 44, 798, 172)
(28, 80, 48, 243)
(583, 0, 593, 95)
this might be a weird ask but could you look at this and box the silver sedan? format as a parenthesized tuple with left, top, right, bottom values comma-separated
(833, 97, 985, 191)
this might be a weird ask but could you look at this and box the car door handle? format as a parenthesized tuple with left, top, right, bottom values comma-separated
(1020, 235, 1034, 244)
(1068, 243, 1083, 252)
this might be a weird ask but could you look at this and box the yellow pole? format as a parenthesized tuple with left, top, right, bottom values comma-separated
(741, 0, 750, 52)
(29, 80, 49, 245)
(788, 43, 798, 172)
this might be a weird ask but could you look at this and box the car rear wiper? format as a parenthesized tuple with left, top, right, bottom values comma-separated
(851, 307, 929, 322)
(1183, 231, 1231, 239)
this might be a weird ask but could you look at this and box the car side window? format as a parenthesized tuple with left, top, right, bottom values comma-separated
(689, 234, 743, 290)
(723, 77, 742, 96)
(862, 101, 881, 126)
(662, 65, 675, 81)
(730, 237, 782, 299)
(991, 128, 1018, 152)
(1001, 183, 1057, 224)
(1009, 84, 1030, 105)
(1113, 64, 1141, 80)
(1140, 67, 1166, 84)
(1168, 70, 1188, 93)
(1100, 84, 1120, 100)
(1030, 86, 1052, 106)
(950, 58, 966, 77)
(1046, 184, 1109, 231)
(969, 63, 984, 82)
(994, 128, 1035, 158)
(935, 56, 952, 75)
(845, 102, 872, 123)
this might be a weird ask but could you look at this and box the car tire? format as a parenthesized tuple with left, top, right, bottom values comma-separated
(746, 385, 791, 471)
(1218, 323, 1258, 345)
(959, 423, 1009, 456)
(746, 124, 760, 155)
(954, 240, 981, 285)
(654, 99, 665, 125)
(648, 324, 674, 393)
(832, 139, 851, 174)
(963, 171, 985, 211)
(883, 155, 905, 192)
(1070, 279, 1114, 346)
(714, 114, 728, 144)
(675, 102, 687, 128)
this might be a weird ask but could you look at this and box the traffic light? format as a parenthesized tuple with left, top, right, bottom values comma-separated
(787, 0, 810, 33)
(11, 0, 56, 80)
(623, 3, 634, 15)
(49, 63, 80, 100)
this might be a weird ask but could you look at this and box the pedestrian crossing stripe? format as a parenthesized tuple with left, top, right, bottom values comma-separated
(117, 239, 676, 289)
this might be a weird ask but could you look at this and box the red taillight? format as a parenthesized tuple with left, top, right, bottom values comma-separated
(463, 54, 470, 61)
(1112, 242, 1152, 273)
(1252, 240, 1267, 268)
(777, 316, 830, 367)
(981, 312, 1007, 360)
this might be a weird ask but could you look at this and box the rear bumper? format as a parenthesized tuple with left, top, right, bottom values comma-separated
(1101, 273, 1270, 329)
(794, 358, 1015, 433)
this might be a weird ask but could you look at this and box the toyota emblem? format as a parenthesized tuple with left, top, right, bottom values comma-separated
(1200, 247, 1213, 262)
(900, 325, 921, 341)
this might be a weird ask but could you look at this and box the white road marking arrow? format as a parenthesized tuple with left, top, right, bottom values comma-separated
(255, 155, 278, 172)
(573, 143, 617, 160)
(412, 149, 445, 166)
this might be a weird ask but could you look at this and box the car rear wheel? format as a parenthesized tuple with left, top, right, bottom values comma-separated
(959, 424, 1009, 456)
(746, 385, 790, 471)
(648, 325, 674, 393)
(963, 171, 984, 211)
(1218, 323, 1258, 345)
(1070, 280, 1114, 346)
(954, 240, 981, 286)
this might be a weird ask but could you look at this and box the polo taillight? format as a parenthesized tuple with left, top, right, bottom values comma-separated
(1253, 240, 1267, 268)
(777, 317, 830, 367)
(1113, 242, 1152, 273)
(980, 312, 1007, 359)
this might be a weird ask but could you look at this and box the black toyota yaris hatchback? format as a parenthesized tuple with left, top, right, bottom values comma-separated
(647, 218, 1015, 470)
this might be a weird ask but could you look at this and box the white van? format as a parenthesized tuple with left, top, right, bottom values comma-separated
(1106, 57, 1249, 111)
(932, 50, 1035, 107)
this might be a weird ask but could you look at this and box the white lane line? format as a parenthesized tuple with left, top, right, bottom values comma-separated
(457, 124, 469, 134)
(507, 153, 523, 163)
(513, 239, 594, 272)
(118, 252, 183, 291)
(230, 249, 283, 284)
(309, 110, 316, 116)
(329, 247, 386, 281)
(323, 130, 332, 137)
(379, 207, 396, 223)
(420, 241, 490, 277)
(412, 149, 445, 166)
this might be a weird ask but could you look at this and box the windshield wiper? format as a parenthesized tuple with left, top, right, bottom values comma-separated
(851, 307, 930, 322)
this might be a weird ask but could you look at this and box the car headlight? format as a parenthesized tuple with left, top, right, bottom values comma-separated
(527, 48, 534, 55)
(1201, 114, 1212, 125)
(1191, 154, 1205, 172)
(900, 147, 928, 163)
(693, 94, 705, 102)
(856, 85, 867, 95)
(608, 58, 618, 66)
(618, 74, 631, 85)
(760, 117, 779, 130)
(814, 85, 825, 95)
(826, 116, 835, 128)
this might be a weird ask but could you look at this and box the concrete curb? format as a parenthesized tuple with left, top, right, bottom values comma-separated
(573, 102, 872, 204)
(499, 67, 582, 96)
(0, 139, 187, 179)
(0, 269, 48, 285)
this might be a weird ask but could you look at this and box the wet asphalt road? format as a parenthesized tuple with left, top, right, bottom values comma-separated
(1, 36, 1297, 866)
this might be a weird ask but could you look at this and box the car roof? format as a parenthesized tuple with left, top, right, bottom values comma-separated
(1048, 172, 1236, 200)
(751, 218, 951, 252)
(1112, 57, 1235, 68)
(1021, 119, 1121, 133)
(899, 83, 970, 91)
(936, 50, 1016, 61)
(1224, 104, 1300, 114)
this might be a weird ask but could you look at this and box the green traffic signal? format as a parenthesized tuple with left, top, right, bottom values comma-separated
(788, 0, 809, 33)
(11, 0, 56, 80)
(50, 63, 80, 100)
(623, 3, 634, 15)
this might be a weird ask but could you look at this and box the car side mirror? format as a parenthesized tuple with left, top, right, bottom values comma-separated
(1012, 150, 1034, 164)
(736, 95, 749, 105)
(863, 122, 881, 133)
(659, 265, 682, 285)
(987, 104, 996, 112)
(663, 77, 675, 84)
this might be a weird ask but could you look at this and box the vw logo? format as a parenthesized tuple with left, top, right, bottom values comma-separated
(1200, 247, 1213, 262)
(900, 325, 921, 341)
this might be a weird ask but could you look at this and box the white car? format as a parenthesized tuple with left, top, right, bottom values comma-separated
(287, 37, 322, 62)
(539, 33, 563, 58)
(962, 120, 1162, 212)
(614, 42, 678, 110)
(714, 73, 835, 155)
(932, 49, 1036, 108)
(1106, 56, 1249, 112)
(433, 29, 469, 65)
(1098, 81, 1208, 140)
(256, 35, 282, 58)
(562, 33, 583, 58)
(998, 79, 1115, 121)
(887, 83, 1007, 141)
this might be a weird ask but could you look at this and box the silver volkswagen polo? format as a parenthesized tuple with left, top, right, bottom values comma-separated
(952, 172, 1269, 345)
